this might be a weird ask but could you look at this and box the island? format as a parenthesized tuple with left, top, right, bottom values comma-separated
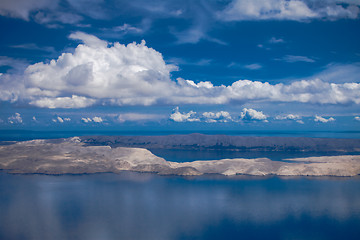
(1, 135, 360, 176)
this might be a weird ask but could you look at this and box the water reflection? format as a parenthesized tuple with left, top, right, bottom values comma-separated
(1, 172, 360, 240)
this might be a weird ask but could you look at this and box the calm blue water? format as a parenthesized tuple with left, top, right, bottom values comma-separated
(1, 130, 360, 162)
(149, 148, 360, 162)
(0, 172, 359, 240)
(1, 129, 360, 141)
(1, 130, 360, 239)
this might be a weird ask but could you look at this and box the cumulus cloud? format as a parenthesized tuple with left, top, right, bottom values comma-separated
(275, 114, 301, 120)
(240, 108, 268, 121)
(1, 33, 360, 108)
(81, 117, 92, 123)
(92, 116, 103, 123)
(52, 116, 71, 123)
(314, 115, 335, 123)
(30, 96, 96, 109)
(276, 114, 304, 124)
(68, 31, 108, 48)
(19, 32, 177, 108)
(81, 116, 104, 123)
(228, 78, 360, 105)
(8, 113, 23, 124)
(202, 111, 232, 123)
(220, 0, 360, 21)
(170, 108, 268, 123)
(170, 107, 200, 122)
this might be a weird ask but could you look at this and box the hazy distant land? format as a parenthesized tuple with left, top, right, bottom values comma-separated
(82, 133, 360, 152)
(1, 135, 360, 176)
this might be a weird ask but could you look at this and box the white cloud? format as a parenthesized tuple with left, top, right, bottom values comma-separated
(314, 115, 335, 123)
(275, 55, 315, 63)
(81, 117, 92, 123)
(8, 113, 22, 124)
(276, 114, 304, 123)
(354, 116, 360, 121)
(1, 33, 360, 108)
(68, 31, 108, 48)
(20, 32, 177, 108)
(202, 111, 232, 123)
(240, 108, 267, 121)
(29, 95, 96, 109)
(220, 0, 360, 21)
(170, 108, 268, 123)
(170, 107, 200, 122)
(227, 79, 360, 105)
(52, 116, 71, 123)
(57, 116, 64, 123)
(92, 116, 103, 123)
(81, 116, 104, 123)
(275, 114, 301, 120)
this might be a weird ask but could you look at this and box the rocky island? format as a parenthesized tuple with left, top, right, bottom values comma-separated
(1, 135, 360, 177)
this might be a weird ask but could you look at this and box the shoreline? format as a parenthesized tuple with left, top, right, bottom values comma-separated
(1, 169, 359, 180)
(1, 136, 360, 177)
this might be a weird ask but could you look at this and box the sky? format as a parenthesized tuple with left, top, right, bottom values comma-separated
(0, 0, 360, 133)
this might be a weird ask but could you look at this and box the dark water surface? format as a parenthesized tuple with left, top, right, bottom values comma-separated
(2, 130, 360, 162)
(1, 172, 360, 240)
(149, 148, 360, 162)
(1, 129, 360, 141)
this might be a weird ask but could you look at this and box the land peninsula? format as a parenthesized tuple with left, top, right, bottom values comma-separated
(1, 134, 360, 177)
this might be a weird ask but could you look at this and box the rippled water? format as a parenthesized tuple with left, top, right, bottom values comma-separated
(1, 172, 360, 240)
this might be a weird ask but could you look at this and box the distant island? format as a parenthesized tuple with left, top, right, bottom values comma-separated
(81, 133, 360, 152)
(1, 134, 360, 177)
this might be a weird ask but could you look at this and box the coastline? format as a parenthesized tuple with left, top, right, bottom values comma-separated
(1, 136, 360, 177)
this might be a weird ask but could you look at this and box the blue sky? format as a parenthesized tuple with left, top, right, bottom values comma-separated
(0, 0, 360, 132)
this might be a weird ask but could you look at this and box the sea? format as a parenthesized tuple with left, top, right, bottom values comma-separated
(1, 130, 360, 240)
